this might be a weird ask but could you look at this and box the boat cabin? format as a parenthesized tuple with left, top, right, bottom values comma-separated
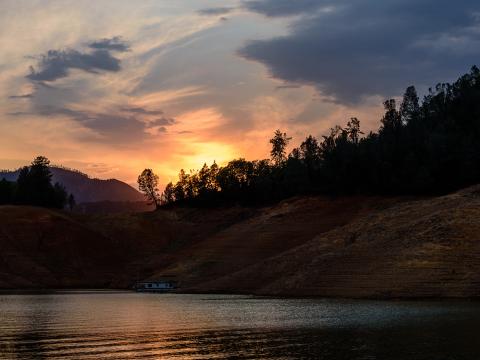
(135, 280, 177, 292)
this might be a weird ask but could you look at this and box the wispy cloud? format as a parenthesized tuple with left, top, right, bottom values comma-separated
(149, 117, 176, 126)
(197, 7, 235, 16)
(243, 0, 323, 17)
(120, 106, 164, 116)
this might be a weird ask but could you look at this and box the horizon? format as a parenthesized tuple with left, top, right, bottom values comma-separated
(2, 0, 480, 188)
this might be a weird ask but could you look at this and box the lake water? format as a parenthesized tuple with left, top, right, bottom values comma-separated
(0, 292, 479, 359)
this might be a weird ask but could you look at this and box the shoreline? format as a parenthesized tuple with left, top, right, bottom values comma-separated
(1, 288, 480, 302)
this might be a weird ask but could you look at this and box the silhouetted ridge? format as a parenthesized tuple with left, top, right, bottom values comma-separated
(1, 165, 143, 204)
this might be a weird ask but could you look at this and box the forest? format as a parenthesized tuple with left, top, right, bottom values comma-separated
(138, 66, 480, 207)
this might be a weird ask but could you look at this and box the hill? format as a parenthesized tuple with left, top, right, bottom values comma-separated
(0, 206, 129, 288)
(183, 187, 480, 298)
(1, 186, 480, 298)
(0, 166, 144, 204)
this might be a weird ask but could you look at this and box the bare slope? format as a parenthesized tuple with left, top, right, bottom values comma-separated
(188, 187, 480, 298)
(0, 206, 131, 288)
(2, 186, 480, 298)
(146, 196, 398, 289)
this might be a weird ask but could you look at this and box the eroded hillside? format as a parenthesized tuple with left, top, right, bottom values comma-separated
(189, 187, 480, 298)
(2, 186, 480, 298)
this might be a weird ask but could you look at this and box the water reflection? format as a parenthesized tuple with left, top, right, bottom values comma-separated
(0, 292, 479, 359)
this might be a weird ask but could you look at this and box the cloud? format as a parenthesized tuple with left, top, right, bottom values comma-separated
(9, 94, 33, 99)
(26, 42, 125, 82)
(197, 7, 234, 16)
(88, 36, 130, 52)
(243, 0, 324, 17)
(275, 84, 301, 90)
(149, 117, 176, 126)
(240, 0, 480, 103)
(12, 106, 149, 143)
(120, 107, 164, 115)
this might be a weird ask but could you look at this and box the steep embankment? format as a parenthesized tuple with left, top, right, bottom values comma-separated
(187, 187, 480, 298)
(146, 196, 399, 289)
(0, 206, 131, 288)
(1, 186, 480, 298)
(0, 205, 260, 289)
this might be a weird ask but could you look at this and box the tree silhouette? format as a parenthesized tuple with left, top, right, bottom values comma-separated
(6, 156, 69, 208)
(269, 130, 291, 166)
(153, 66, 480, 208)
(400, 86, 420, 125)
(137, 169, 161, 209)
(162, 182, 175, 204)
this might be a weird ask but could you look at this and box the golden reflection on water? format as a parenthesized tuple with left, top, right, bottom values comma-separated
(1, 292, 480, 359)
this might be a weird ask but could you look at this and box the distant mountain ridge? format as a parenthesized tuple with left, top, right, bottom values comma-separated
(0, 166, 144, 203)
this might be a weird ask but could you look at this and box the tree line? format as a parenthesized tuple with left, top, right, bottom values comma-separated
(138, 65, 480, 207)
(0, 156, 75, 209)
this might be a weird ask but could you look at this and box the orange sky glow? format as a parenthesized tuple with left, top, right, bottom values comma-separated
(1, 0, 423, 189)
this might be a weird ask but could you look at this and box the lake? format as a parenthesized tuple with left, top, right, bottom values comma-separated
(0, 292, 479, 359)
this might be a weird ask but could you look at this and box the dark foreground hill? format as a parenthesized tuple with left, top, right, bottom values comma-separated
(0, 206, 129, 288)
(187, 187, 480, 298)
(1, 186, 480, 298)
(0, 167, 144, 203)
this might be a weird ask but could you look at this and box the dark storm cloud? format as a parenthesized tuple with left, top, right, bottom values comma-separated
(88, 36, 130, 52)
(240, 0, 480, 103)
(198, 7, 234, 16)
(26, 38, 128, 82)
(242, 0, 324, 17)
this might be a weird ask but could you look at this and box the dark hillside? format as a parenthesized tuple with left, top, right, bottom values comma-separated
(0, 167, 144, 203)
(1, 186, 480, 298)
(189, 186, 480, 298)
(0, 206, 129, 288)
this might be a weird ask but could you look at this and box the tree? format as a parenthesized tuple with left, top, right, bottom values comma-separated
(216, 159, 255, 200)
(14, 156, 68, 208)
(162, 182, 175, 204)
(137, 169, 161, 209)
(299, 135, 321, 181)
(400, 86, 420, 125)
(27, 156, 54, 206)
(173, 169, 188, 202)
(269, 130, 291, 166)
(345, 118, 363, 144)
(381, 99, 401, 132)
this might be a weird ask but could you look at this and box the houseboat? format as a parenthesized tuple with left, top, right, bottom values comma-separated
(135, 280, 177, 292)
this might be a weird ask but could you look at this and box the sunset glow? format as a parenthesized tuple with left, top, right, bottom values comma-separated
(2, 0, 479, 188)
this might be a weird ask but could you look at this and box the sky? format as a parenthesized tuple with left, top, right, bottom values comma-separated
(1, 0, 480, 188)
